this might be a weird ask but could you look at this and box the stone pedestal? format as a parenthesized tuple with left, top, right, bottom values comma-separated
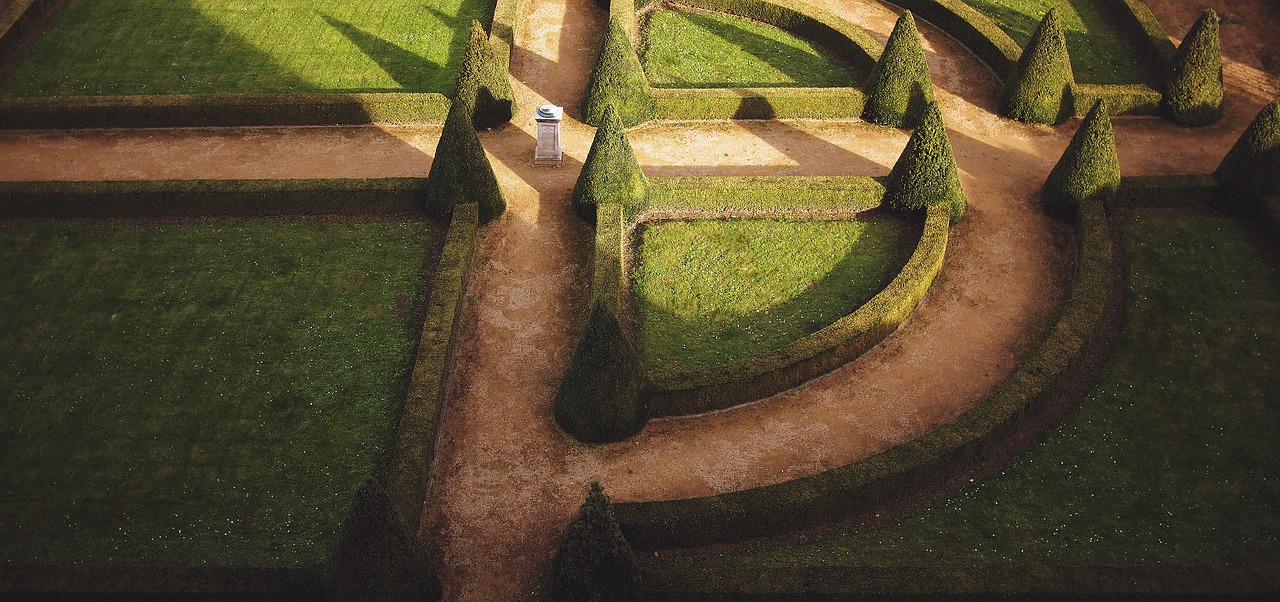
(533, 104, 564, 165)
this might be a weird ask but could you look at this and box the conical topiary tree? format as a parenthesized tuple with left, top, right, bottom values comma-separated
(571, 104, 647, 222)
(884, 102, 967, 222)
(1215, 100, 1280, 205)
(1041, 100, 1120, 220)
(1000, 8, 1074, 125)
(454, 20, 515, 130)
(1162, 9, 1224, 127)
(547, 482, 642, 602)
(326, 477, 438, 601)
(581, 17, 655, 128)
(554, 299, 648, 444)
(862, 11, 935, 128)
(426, 95, 506, 223)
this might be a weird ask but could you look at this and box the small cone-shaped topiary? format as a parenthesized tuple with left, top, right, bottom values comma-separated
(426, 96, 506, 223)
(862, 11, 935, 128)
(1215, 100, 1280, 203)
(554, 299, 648, 444)
(884, 102, 967, 222)
(1000, 8, 1074, 125)
(1041, 100, 1120, 220)
(326, 477, 438, 601)
(1162, 9, 1224, 127)
(454, 20, 515, 130)
(582, 17, 655, 128)
(571, 104, 647, 222)
(547, 482, 643, 602)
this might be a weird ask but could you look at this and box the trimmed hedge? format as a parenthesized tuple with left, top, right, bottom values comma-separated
(646, 204, 948, 418)
(0, 177, 430, 218)
(582, 14, 655, 127)
(593, 202, 627, 318)
(326, 477, 438, 601)
(649, 86, 863, 120)
(1106, 0, 1178, 68)
(1215, 100, 1280, 205)
(454, 20, 515, 130)
(1068, 82, 1162, 116)
(426, 95, 506, 223)
(615, 197, 1116, 549)
(572, 104, 647, 223)
(884, 101, 967, 222)
(0, 565, 320, 596)
(999, 8, 1074, 125)
(1161, 9, 1224, 127)
(891, 0, 1020, 78)
(1042, 100, 1120, 219)
(1115, 174, 1219, 209)
(554, 297, 650, 444)
(0, 92, 451, 129)
(862, 11, 934, 128)
(637, 175, 884, 222)
(547, 482, 644, 602)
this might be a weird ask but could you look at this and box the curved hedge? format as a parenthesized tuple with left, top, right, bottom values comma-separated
(999, 8, 1074, 125)
(1161, 9, 1223, 127)
(614, 197, 1116, 549)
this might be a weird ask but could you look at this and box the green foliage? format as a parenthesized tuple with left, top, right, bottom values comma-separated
(1115, 174, 1220, 210)
(327, 478, 438, 601)
(1215, 100, 1280, 203)
(649, 86, 864, 120)
(862, 11, 934, 128)
(1041, 100, 1120, 219)
(548, 482, 643, 602)
(572, 105, 647, 222)
(426, 98, 506, 223)
(890, 0, 1020, 77)
(999, 8, 1074, 124)
(554, 300, 649, 443)
(453, 20, 515, 130)
(1068, 82, 1162, 117)
(582, 17, 655, 127)
(884, 102, 966, 222)
(639, 175, 884, 220)
(1161, 9, 1223, 127)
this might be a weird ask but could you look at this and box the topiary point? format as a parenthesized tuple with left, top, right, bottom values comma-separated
(571, 104, 647, 223)
(582, 17, 655, 128)
(1162, 9, 1224, 127)
(547, 482, 642, 602)
(554, 299, 648, 444)
(862, 11, 935, 128)
(884, 101, 967, 223)
(454, 20, 516, 130)
(1215, 100, 1280, 206)
(326, 477, 438, 601)
(426, 98, 506, 224)
(1000, 8, 1074, 125)
(1041, 100, 1120, 220)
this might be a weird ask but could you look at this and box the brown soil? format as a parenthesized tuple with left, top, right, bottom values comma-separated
(0, 1, 1275, 601)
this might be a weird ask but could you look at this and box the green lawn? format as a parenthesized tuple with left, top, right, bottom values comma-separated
(632, 217, 911, 377)
(653, 214, 1280, 577)
(967, 0, 1157, 84)
(639, 9, 859, 88)
(0, 220, 440, 567)
(0, 0, 493, 96)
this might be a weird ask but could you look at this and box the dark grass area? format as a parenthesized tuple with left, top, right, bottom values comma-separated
(632, 216, 912, 378)
(966, 0, 1158, 84)
(0, 219, 440, 567)
(649, 213, 1280, 573)
(0, 0, 493, 96)
(639, 9, 859, 88)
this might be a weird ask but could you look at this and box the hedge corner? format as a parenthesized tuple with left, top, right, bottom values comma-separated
(455, 20, 516, 131)
(862, 10, 935, 128)
(1162, 9, 1224, 127)
(326, 477, 439, 601)
(1000, 8, 1074, 125)
(1042, 100, 1120, 220)
(571, 104, 647, 223)
(553, 300, 649, 444)
(581, 16, 655, 128)
(884, 102, 967, 223)
(426, 97, 506, 224)
(1215, 100, 1280, 207)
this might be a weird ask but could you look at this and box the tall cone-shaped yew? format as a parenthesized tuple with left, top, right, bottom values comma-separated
(454, 20, 515, 130)
(547, 482, 643, 602)
(571, 104, 647, 222)
(426, 97, 506, 223)
(885, 102, 967, 222)
(554, 300, 648, 443)
(1041, 100, 1120, 220)
(581, 17, 655, 127)
(1000, 8, 1074, 125)
(862, 11, 935, 128)
(1162, 9, 1224, 127)
(1215, 100, 1280, 204)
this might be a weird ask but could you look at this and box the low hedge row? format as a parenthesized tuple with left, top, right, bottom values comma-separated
(0, 92, 450, 129)
(1104, 0, 1177, 69)
(1115, 174, 1219, 209)
(891, 0, 1020, 78)
(0, 178, 431, 218)
(0, 564, 322, 597)
(594, 202, 628, 318)
(1068, 82, 1162, 116)
(614, 197, 1115, 549)
(645, 203, 948, 418)
(649, 86, 864, 121)
(635, 175, 884, 222)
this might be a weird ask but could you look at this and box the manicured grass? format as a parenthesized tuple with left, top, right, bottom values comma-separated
(639, 9, 858, 88)
(655, 214, 1280, 573)
(632, 217, 912, 377)
(0, 0, 493, 96)
(0, 220, 440, 567)
(967, 0, 1156, 84)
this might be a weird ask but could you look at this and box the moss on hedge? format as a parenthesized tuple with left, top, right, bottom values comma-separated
(554, 299, 649, 444)
(1161, 9, 1223, 127)
(572, 104, 647, 223)
(547, 482, 643, 602)
(1042, 100, 1120, 219)
(884, 102, 966, 222)
(999, 8, 1074, 125)
(1215, 100, 1280, 203)
(326, 477, 438, 601)
(426, 96, 506, 224)
(862, 11, 934, 128)
(582, 16, 655, 127)
(453, 20, 514, 130)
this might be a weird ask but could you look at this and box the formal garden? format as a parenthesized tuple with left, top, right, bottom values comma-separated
(0, 0, 1277, 599)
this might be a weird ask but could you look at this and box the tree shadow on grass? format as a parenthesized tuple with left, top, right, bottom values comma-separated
(320, 14, 444, 92)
